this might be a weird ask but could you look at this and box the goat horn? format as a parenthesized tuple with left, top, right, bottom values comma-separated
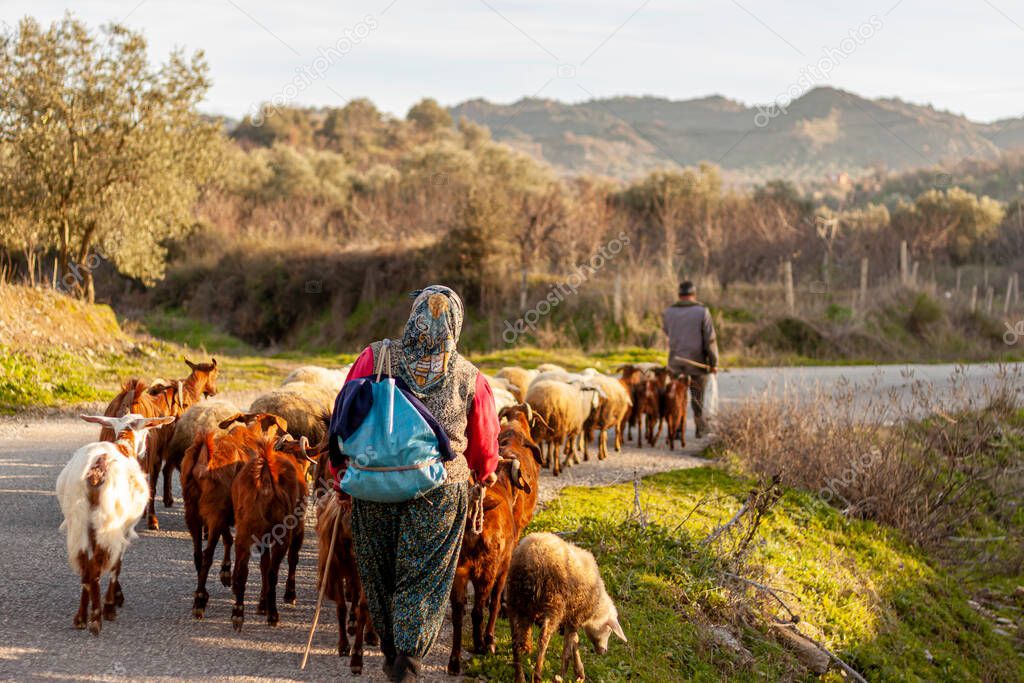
(176, 381, 184, 410)
(524, 402, 533, 424)
(274, 434, 294, 449)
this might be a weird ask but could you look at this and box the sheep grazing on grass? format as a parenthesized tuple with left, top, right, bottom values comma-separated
(182, 412, 288, 620)
(507, 532, 626, 683)
(495, 367, 537, 402)
(56, 414, 176, 635)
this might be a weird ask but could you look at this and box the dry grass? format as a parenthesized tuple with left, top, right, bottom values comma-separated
(715, 366, 1024, 550)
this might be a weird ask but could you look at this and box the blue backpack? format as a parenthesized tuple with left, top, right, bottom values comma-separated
(329, 341, 452, 503)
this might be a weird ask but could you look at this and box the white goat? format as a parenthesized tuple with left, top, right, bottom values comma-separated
(56, 414, 175, 635)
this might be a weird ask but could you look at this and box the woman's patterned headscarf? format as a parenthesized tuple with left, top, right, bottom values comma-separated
(396, 285, 464, 393)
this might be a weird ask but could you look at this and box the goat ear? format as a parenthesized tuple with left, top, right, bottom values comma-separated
(609, 617, 627, 643)
(218, 413, 248, 429)
(527, 442, 543, 466)
(134, 416, 176, 431)
(80, 415, 114, 428)
(211, 357, 218, 368)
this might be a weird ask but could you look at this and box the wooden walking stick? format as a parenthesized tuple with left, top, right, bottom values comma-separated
(300, 503, 341, 670)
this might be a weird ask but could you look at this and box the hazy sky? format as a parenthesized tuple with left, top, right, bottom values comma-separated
(3, 0, 1022, 122)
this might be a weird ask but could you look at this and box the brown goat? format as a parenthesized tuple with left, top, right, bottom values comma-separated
(182, 413, 287, 620)
(448, 458, 533, 675)
(664, 375, 690, 450)
(230, 434, 318, 631)
(99, 357, 218, 527)
(498, 413, 543, 534)
(315, 490, 375, 675)
(634, 376, 663, 448)
(617, 365, 646, 442)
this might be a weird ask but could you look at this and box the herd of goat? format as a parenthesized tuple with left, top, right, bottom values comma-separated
(55, 357, 693, 679)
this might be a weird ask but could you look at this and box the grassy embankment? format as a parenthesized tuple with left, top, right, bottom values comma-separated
(465, 466, 1023, 682)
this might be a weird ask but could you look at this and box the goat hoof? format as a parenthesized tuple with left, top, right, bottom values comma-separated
(88, 618, 102, 636)
(219, 568, 231, 588)
(103, 604, 117, 621)
(256, 603, 267, 616)
(231, 606, 244, 631)
(267, 611, 279, 627)
(350, 655, 363, 675)
(365, 630, 379, 646)
(114, 588, 124, 607)
(447, 659, 462, 675)
(73, 614, 86, 630)
(147, 516, 159, 531)
(192, 607, 205, 620)
(283, 589, 296, 605)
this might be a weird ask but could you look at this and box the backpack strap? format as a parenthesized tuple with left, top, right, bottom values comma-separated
(375, 339, 393, 382)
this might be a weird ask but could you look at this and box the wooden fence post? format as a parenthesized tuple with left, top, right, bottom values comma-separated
(783, 260, 795, 313)
(986, 286, 995, 315)
(899, 241, 909, 286)
(970, 284, 978, 313)
(859, 257, 869, 310)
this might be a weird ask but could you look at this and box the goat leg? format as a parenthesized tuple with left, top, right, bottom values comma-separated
(560, 628, 579, 682)
(265, 542, 286, 626)
(103, 559, 122, 621)
(350, 588, 368, 675)
(193, 526, 221, 619)
(219, 529, 233, 588)
(146, 459, 160, 530)
(161, 458, 175, 508)
(448, 568, 468, 675)
(74, 580, 89, 630)
(257, 549, 270, 615)
(231, 539, 251, 632)
(336, 597, 351, 657)
(470, 580, 487, 655)
(87, 567, 103, 636)
(485, 570, 507, 655)
(283, 526, 302, 605)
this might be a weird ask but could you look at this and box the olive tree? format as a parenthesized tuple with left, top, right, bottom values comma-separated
(0, 14, 220, 300)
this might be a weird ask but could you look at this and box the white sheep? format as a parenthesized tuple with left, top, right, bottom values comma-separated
(163, 398, 242, 480)
(525, 380, 600, 475)
(507, 532, 626, 683)
(580, 370, 632, 460)
(496, 367, 538, 402)
(484, 374, 519, 414)
(249, 381, 335, 444)
(281, 365, 350, 394)
(535, 363, 567, 374)
(56, 413, 176, 635)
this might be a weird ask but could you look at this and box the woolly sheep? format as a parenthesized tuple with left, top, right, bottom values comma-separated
(56, 413, 176, 635)
(535, 363, 567, 374)
(581, 371, 632, 460)
(491, 384, 518, 415)
(507, 532, 626, 683)
(495, 367, 537, 402)
(164, 399, 243, 476)
(281, 365, 349, 394)
(249, 382, 334, 444)
(525, 380, 599, 476)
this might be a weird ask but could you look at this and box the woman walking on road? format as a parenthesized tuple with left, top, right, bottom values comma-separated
(332, 285, 499, 682)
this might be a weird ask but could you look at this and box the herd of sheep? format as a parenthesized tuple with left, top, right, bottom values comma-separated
(53, 356, 695, 679)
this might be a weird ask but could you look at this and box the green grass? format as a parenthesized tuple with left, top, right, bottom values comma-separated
(142, 308, 256, 355)
(462, 468, 1024, 682)
(0, 346, 102, 413)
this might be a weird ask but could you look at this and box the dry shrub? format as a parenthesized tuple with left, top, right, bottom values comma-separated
(715, 366, 1023, 549)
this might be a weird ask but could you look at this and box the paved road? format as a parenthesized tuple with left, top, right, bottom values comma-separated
(0, 363, 1016, 682)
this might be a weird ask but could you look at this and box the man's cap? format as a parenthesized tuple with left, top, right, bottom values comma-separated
(679, 281, 696, 296)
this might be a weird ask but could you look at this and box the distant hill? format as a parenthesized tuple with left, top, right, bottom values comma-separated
(450, 87, 1021, 182)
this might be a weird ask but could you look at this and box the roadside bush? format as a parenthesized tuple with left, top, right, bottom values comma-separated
(714, 367, 1022, 550)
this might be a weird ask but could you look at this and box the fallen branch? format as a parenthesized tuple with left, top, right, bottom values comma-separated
(701, 502, 748, 547)
(774, 623, 869, 683)
(722, 572, 799, 623)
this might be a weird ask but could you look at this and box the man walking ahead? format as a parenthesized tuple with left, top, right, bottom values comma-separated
(662, 280, 719, 438)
